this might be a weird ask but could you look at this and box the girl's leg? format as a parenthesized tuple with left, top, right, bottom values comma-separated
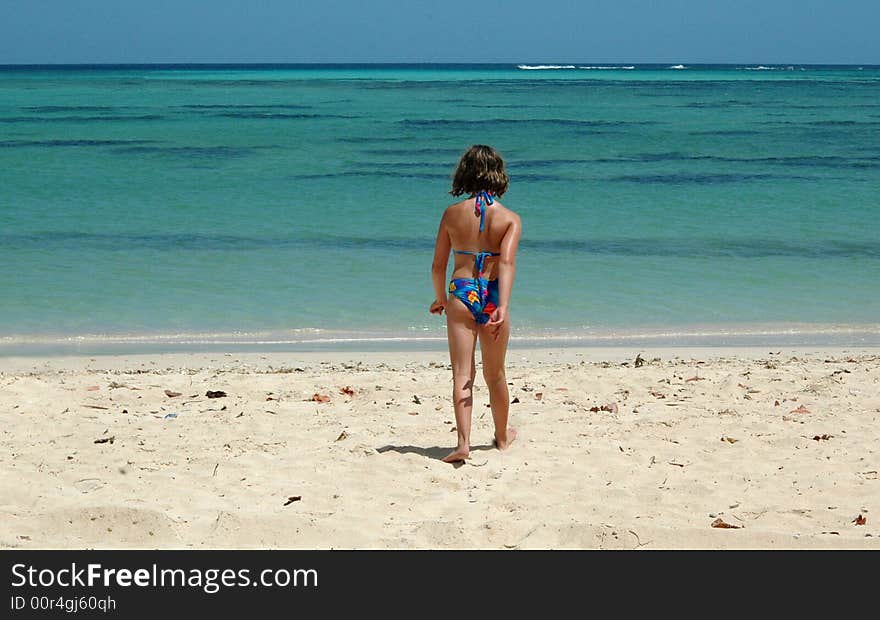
(443, 297, 478, 462)
(478, 318, 517, 450)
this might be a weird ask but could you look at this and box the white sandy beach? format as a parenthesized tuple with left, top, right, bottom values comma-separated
(1, 346, 878, 549)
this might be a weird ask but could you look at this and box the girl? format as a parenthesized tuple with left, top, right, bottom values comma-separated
(429, 145, 522, 463)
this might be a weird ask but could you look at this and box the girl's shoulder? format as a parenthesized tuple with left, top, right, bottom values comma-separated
(491, 200, 520, 222)
(442, 199, 471, 220)
(446, 197, 471, 210)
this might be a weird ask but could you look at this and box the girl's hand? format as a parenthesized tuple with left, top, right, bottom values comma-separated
(429, 299, 446, 315)
(486, 306, 508, 340)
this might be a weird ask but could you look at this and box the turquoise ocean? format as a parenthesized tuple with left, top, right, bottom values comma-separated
(1, 64, 879, 352)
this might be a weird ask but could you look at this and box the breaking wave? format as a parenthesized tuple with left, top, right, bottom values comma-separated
(517, 64, 577, 70)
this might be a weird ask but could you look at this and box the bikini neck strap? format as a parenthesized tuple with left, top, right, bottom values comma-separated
(473, 190, 495, 232)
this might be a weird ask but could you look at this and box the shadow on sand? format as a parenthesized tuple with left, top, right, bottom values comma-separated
(376, 443, 495, 467)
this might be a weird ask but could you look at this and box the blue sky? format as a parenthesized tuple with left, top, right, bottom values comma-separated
(1, 0, 877, 64)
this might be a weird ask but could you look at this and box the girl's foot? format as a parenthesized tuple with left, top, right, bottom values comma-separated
(442, 447, 470, 463)
(493, 427, 517, 451)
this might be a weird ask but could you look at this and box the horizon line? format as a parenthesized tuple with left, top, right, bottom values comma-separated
(1, 61, 879, 68)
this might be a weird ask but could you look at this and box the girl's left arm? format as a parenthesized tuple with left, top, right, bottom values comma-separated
(429, 210, 451, 313)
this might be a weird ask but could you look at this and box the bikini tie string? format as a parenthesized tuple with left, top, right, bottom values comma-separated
(473, 251, 492, 302)
(474, 190, 495, 233)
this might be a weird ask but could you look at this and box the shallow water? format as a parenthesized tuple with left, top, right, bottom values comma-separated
(2, 64, 879, 350)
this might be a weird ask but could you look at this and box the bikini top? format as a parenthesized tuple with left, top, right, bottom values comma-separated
(452, 190, 500, 279)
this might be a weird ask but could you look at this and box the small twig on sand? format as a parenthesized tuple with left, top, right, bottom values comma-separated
(628, 530, 651, 548)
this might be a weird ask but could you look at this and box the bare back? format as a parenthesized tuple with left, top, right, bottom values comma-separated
(444, 197, 518, 281)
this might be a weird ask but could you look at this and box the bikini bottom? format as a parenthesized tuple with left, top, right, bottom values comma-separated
(448, 277, 498, 325)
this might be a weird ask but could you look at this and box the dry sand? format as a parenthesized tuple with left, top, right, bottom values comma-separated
(1, 346, 878, 549)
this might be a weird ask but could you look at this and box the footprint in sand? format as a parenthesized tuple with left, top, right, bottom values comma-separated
(73, 478, 104, 493)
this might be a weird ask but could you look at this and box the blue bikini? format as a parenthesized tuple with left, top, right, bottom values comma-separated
(448, 191, 501, 324)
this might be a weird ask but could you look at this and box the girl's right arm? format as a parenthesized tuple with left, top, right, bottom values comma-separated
(487, 213, 522, 336)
